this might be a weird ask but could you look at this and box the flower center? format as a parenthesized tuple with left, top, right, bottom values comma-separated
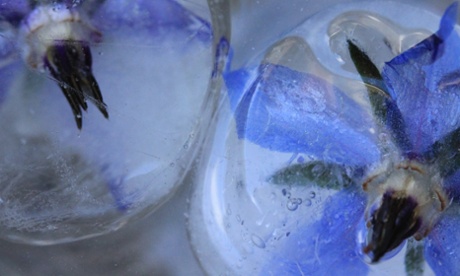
(360, 161, 448, 262)
(19, 4, 106, 129)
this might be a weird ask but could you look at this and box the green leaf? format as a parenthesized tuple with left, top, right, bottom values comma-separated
(269, 161, 355, 190)
(405, 238, 425, 276)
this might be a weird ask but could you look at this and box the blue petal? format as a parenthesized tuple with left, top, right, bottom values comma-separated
(226, 63, 380, 166)
(0, 1, 30, 26)
(440, 169, 460, 202)
(437, 2, 457, 41)
(0, 62, 21, 106)
(382, 3, 460, 154)
(424, 210, 460, 274)
(225, 69, 254, 112)
(262, 190, 368, 275)
(92, 0, 211, 42)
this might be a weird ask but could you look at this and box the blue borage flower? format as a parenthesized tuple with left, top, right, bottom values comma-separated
(225, 2, 460, 275)
(0, 0, 211, 129)
(0, 0, 209, 203)
(0, 0, 211, 240)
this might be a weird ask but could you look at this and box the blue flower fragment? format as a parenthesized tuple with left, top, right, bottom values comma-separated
(0, 1, 29, 26)
(225, 64, 380, 167)
(225, 2, 460, 274)
(92, 0, 211, 41)
(424, 210, 460, 274)
(382, 2, 460, 155)
(261, 191, 368, 276)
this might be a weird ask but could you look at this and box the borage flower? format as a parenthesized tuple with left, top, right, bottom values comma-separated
(225, 2, 460, 275)
(0, 0, 211, 244)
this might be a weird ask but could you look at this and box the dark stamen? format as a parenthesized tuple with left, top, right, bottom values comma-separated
(364, 190, 421, 262)
(44, 40, 108, 129)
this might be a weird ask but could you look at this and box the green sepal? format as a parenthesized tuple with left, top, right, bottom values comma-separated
(426, 126, 460, 178)
(347, 39, 390, 124)
(269, 161, 355, 190)
(405, 238, 425, 276)
(347, 39, 412, 154)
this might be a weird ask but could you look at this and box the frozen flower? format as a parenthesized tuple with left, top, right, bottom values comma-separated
(225, 2, 460, 275)
(0, 0, 211, 243)
(1, 0, 210, 129)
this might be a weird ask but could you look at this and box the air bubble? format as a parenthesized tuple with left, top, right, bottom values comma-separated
(226, 205, 232, 215)
(311, 163, 325, 175)
(287, 198, 302, 211)
(378, 132, 389, 142)
(297, 156, 305, 163)
(251, 234, 266, 249)
(236, 215, 241, 222)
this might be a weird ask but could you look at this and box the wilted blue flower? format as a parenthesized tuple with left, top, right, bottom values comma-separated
(225, 2, 460, 275)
